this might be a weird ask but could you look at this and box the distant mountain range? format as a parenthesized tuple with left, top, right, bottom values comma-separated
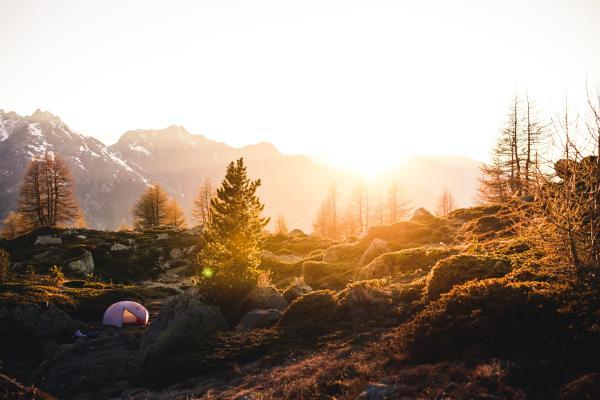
(0, 109, 482, 231)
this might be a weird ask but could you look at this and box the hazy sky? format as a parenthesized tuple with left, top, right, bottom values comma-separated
(1, 0, 599, 174)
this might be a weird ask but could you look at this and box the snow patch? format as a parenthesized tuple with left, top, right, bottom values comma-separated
(128, 144, 151, 155)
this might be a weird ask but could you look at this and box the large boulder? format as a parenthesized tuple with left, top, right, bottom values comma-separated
(241, 286, 288, 312)
(426, 254, 512, 300)
(66, 250, 94, 276)
(358, 239, 389, 267)
(359, 245, 459, 280)
(31, 332, 139, 399)
(139, 290, 228, 361)
(236, 309, 282, 331)
(0, 304, 84, 346)
(283, 282, 313, 303)
(277, 290, 341, 336)
(34, 235, 62, 246)
(336, 281, 393, 321)
(138, 291, 228, 386)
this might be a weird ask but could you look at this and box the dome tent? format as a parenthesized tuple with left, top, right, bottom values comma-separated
(102, 301, 149, 328)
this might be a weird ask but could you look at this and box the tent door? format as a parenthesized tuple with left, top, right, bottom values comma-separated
(122, 308, 138, 324)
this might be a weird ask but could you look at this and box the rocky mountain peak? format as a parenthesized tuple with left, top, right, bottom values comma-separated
(29, 109, 62, 123)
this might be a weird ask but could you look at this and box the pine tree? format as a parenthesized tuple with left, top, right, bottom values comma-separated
(18, 153, 79, 229)
(164, 198, 187, 228)
(132, 183, 169, 230)
(197, 158, 269, 303)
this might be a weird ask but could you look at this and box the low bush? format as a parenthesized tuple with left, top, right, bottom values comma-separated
(401, 278, 569, 361)
(426, 254, 512, 299)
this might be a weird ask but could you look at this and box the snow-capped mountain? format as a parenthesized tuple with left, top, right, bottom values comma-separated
(0, 110, 149, 229)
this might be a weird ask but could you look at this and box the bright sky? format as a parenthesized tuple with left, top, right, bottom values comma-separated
(1, 0, 599, 174)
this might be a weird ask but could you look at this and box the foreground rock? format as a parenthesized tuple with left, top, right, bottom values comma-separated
(31, 332, 139, 400)
(138, 290, 228, 384)
(0, 303, 84, 346)
(237, 309, 282, 331)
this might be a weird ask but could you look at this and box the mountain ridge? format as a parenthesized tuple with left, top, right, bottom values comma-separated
(0, 109, 481, 231)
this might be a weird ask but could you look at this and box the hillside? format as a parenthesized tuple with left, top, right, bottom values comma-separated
(1, 202, 599, 399)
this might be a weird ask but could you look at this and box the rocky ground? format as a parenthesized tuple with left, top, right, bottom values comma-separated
(1, 206, 600, 399)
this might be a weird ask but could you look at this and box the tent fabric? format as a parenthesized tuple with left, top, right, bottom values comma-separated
(102, 301, 149, 328)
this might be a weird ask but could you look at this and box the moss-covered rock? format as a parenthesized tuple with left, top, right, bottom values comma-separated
(302, 261, 356, 290)
(336, 280, 393, 322)
(426, 254, 512, 299)
(360, 245, 459, 280)
(277, 290, 340, 336)
(362, 219, 453, 250)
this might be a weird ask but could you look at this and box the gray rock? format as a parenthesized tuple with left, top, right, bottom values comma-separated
(138, 289, 228, 361)
(34, 235, 62, 246)
(67, 250, 94, 275)
(110, 243, 130, 252)
(358, 239, 389, 267)
(169, 248, 183, 259)
(236, 309, 282, 331)
(156, 233, 169, 240)
(358, 383, 395, 400)
(127, 238, 136, 245)
(283, 282, 313, 303)
(243, 286, 288, 312)
(33, 250, 52, 261)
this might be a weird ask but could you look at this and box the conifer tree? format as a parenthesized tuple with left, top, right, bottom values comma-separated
(18, 153, 79, 229)
(197, 158, 269, 302)
(132, 183, 169, 230)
